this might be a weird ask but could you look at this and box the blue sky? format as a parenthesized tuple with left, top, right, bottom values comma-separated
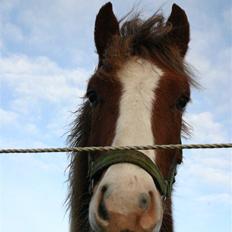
(0, 0, 231, 232)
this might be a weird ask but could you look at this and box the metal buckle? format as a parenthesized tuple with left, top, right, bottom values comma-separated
(162, 195, 167, 201)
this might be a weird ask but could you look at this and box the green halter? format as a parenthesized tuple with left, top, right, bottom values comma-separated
(89, 150, 177, 198)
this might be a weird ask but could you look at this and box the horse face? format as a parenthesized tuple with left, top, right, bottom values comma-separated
(80, 2, 190, 232)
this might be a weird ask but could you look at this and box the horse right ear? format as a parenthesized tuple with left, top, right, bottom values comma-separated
(94, 2, 120, 66)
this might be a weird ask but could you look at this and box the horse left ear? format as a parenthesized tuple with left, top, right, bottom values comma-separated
(167, 4, 190, 57)
(94, 2, 120, 65)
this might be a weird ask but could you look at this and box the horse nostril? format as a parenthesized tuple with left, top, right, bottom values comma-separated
(98, 185, 110, 221)
(138, 193, 150, 210)
(101, 184, 108, 194)
(98, 197, 109, 221)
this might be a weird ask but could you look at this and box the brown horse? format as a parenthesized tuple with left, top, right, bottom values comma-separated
(68, 2, 195, 232)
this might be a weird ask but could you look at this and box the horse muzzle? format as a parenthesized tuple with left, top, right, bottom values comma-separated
(89, 160, 164, 232)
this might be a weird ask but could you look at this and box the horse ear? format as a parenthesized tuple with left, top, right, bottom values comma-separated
(167, 4, 190, 57)
(94, 2, 120, 65)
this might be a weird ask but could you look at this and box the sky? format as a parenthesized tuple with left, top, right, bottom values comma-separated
(0, 0, 231, 232)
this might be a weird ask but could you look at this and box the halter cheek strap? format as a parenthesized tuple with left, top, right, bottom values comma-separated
(89, 150, 177, 198)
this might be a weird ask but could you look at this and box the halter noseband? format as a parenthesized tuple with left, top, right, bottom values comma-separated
(88, 150, 177, 198)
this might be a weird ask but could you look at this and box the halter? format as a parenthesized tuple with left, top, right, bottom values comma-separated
(88, 150, 177, 198)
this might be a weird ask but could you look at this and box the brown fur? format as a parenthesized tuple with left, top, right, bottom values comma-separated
(67, 3, 196, 232)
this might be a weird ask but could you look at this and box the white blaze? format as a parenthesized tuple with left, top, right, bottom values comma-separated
(113, 57, 162, 160)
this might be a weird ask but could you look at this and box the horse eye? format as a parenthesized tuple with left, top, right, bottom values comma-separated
(87, 90, 98, 106)
(176, 96, 189, 111)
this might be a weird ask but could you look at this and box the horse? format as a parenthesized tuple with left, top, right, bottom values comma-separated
(67, 2, 195, 232)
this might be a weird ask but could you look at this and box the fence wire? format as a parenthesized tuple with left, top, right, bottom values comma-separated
(0, 143, 232, 154)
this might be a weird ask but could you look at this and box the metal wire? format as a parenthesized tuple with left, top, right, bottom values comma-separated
(0, 143, 232, 154)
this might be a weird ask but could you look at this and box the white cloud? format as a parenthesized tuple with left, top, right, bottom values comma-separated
(0, 54, 89, 149)
(184, 111, 228, 143)
(0, 108, 18, 125)
(0, 54, 89, 107)
(8, 154, 67, 173)
(197, 193, 232, 205)
(199, 156, 232, 170)
(188, 163, 231, 187)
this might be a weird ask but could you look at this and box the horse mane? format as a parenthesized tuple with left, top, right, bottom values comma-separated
(66, 11, 197, 231)
(66, 102, 92, 231)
